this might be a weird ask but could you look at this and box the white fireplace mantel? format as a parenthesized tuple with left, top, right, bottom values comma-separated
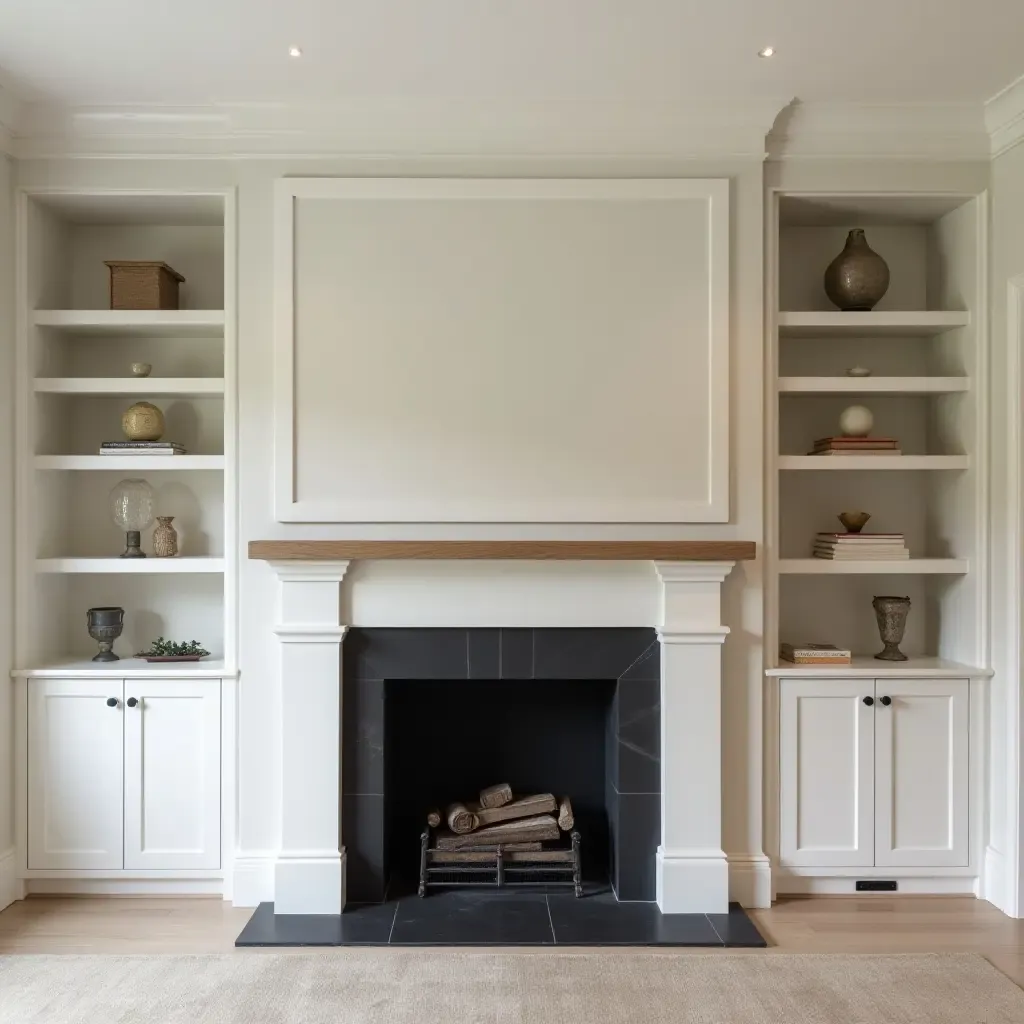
(255, 543, 754, 916)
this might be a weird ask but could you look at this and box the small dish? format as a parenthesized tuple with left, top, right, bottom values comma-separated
(845, 366, 872, 377)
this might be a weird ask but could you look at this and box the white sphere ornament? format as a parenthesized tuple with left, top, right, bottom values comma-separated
(839, 404, 874, 437)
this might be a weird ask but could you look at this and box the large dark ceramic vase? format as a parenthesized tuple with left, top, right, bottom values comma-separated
(87, 606, 124, 662)
(872, 595, 910, 662)
(824, 229, 890, 311)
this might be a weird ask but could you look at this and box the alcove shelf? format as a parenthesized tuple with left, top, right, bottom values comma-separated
(777, 311, 970, 337)
(12, 657, 230, 679)
(778, 377, 968, 395)
(778, 558, 969, 575)
(764, 657, 991, 679)
(14, 188, 237, 673)
(778, 455, 969, 471)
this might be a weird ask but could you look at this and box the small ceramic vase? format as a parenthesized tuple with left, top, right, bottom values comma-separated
(839, 404, 874, 437)
(153, 517, 178, 557)
(824, 229, 891, 311)
(838, 511, 871, 533)
(87, 606, 124, 662)
(873, 595, 911, 662)
(131, 362, 152, 378)
(122, 401, 165, 441)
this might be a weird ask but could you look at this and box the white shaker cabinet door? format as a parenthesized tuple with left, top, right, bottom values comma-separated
(874, 679, 969, 868)
(780, 679, 875, 867)
(28, 679, 125, 870)
(123, 680, 221, 870)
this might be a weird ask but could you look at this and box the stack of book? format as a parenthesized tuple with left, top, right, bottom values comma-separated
(814, 532, 909, 560)
(810, 436, 901, 456)
(99, 441, 187, 457)
(780, 643, 852, 666)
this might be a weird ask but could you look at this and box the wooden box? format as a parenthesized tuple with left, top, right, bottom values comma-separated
(105, 261, 185, 310)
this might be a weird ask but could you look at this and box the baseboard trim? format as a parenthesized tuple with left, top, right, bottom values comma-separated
(727, 852, 772, 908)
(775, 874, 978, 896)
(0, 846, 24, 909)
(24, 878, 224, 896)
(232, 852, 276, 908)
(982, 845, 1021, 917)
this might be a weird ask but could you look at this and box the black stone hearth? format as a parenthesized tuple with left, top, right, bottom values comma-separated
(342, 628, 661, 903)
(235, 891, 767, 948)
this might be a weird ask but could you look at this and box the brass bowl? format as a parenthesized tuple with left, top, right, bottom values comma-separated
(838, 511, 871, 533)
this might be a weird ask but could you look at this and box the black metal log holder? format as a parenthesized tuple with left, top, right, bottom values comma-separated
(418, 830, 583, 897)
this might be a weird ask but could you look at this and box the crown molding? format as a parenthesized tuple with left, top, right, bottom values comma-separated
(767, 100, 990, 161)
(986, 73, 1024, 157)
(11, 97, 787, 161)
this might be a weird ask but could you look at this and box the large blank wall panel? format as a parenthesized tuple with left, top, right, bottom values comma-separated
(275, 179, 729, 522)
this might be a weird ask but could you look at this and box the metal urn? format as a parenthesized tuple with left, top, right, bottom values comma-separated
(87, 606, 125, 662)
(824, 229, 891, 311)
(872, 595, 911, 662)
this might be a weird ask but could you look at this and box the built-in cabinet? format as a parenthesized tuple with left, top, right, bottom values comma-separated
(26, 678, 221, 872)
(780, 677, 970, 872)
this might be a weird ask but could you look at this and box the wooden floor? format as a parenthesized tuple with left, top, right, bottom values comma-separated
(1, 895, 1023, 986)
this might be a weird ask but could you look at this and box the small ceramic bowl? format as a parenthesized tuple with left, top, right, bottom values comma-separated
(838, 511, 871, 533)
(845, 366, 872, 377)
(131, 362, 152, 378)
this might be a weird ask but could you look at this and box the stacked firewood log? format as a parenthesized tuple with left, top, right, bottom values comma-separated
(427, 783, 575, 852)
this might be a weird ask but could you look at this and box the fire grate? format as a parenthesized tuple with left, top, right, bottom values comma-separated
(418, 830, 582, 897)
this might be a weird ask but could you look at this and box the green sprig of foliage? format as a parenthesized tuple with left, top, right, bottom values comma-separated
(136, 637, 210, 658)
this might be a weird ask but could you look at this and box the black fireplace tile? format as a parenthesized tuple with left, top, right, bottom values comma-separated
(347, 628, 470, 680)
(617, 679, 660, 795)
(499, 629, 534, 679)
(234, 901, 396, 947)
(342, 679, 384, 796)
(707, 903, 768, 948)
(619, 642, 660, 681)
(533, 628, 655, 681)
(468, 629, 500, 679)
(547, 892, 721, 946)
(389, 891, 555, 945)
(605, 686, 620, 789)
(612, 793, 659, 902)
(342, 795, 387, 903)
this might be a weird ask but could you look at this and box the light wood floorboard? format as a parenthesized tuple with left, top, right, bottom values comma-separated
(1, 896, 1023, 986)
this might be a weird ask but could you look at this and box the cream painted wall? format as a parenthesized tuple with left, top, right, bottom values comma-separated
(14, 154, 762, 904)
(988, 140, 1024, 916)
(0, 155, 13, 862)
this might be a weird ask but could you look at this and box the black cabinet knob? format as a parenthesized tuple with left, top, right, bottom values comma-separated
(126, 697, 139, 708)
(863, 696, 874, 706)
(106, 697, 118, 708)
(880, 695, 892, 706)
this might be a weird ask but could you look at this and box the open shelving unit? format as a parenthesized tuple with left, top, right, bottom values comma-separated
(766, 191, 987, 673)
(14, 189, 237, 675)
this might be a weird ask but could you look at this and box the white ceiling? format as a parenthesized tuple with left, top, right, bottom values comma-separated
(0, 0, 1022, 109)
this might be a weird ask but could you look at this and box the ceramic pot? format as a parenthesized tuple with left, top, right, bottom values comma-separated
(838, 511, 871, 533)
(873, 595, 911, 662)
(824, 229, 890, 311)
(153, 516, 178, 557)
(131, 362, 152, 378)
(121, 401, 165, 441)
(87, 606, 124, 662)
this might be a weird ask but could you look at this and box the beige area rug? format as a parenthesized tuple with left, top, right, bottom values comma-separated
(1, 952, 1022, 1023)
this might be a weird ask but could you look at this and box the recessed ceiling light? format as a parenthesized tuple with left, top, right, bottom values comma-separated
(288, 46, 303, 58)
(758, 46, 775, 58)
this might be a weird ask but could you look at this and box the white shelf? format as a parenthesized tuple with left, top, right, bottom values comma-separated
(35, 455, 224, 471)
(12, 658, 233, 679)
(779, 377, 968, 395)
(765, 657, 990, 679)
(779, 455, 968, 471)
(32, 309, 225, 337)
(35, 557, 225, 574)
(779, 558, 968, 575)
(34, 378, 225, 396)
(778, 311, 970, 338)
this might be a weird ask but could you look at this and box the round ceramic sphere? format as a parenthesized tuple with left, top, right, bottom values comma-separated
(122, 401, 165, 442)
(131, 362, 152, 378)
(839, 404, 874, 437)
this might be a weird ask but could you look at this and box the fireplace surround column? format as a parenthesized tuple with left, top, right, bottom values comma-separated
(654, 561, 733, 915)
(270, 560, 350, 915)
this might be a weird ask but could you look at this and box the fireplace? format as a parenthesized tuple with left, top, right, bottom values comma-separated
(342, 628, 661, 903)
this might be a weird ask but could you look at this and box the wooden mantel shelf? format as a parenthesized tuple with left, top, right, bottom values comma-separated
(248, 540, 756, 561)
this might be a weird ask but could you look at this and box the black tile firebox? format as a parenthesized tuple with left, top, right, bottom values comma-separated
(341, 628, 661, 903)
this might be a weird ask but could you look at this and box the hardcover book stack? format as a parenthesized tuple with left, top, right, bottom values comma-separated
(780, 643, 852, 666)
(99, 441, 187, 456)
(810, 436, 901, 456)
(814, 532, 909, 560)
